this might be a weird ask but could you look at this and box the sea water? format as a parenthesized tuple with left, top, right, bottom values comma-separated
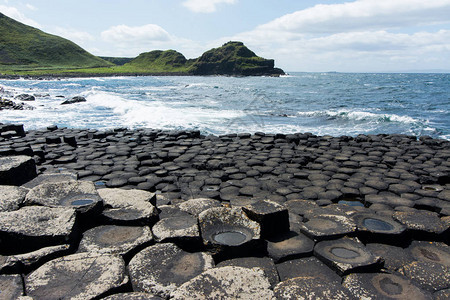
(0, 73, 448, 140)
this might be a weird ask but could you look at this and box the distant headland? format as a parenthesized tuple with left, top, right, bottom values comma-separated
(0, 12, 284, 77)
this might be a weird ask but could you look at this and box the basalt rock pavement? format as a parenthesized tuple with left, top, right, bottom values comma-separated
(0, 123, 449, 299)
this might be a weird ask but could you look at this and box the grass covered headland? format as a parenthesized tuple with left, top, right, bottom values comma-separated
(0, 13, 284, 77)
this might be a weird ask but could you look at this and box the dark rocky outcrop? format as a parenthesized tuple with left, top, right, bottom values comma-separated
(190, 41, 285, 76)
(61, 96, 87, 105)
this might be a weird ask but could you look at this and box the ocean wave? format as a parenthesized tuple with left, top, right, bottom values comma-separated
(297, 110, 418, 124)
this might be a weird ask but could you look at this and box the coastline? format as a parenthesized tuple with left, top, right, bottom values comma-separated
(1, 123, 449, 298)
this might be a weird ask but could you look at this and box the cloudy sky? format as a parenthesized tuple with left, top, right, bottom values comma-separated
(1, 0, 450, 72)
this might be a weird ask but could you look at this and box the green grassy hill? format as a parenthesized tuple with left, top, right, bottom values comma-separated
(0, 12, 112, 71)
(124, 50, 194, 72)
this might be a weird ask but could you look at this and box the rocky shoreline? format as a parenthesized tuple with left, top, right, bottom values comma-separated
(0, 123, 449, 299)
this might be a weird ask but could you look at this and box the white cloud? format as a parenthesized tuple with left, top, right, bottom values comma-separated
(25, 4, 37, 11)
(101, 24, 172, 43)
(49, 27, 95, 43)
(224, 0, 450, 71)
(258, 0, 450, 34)
(0, 5, 40, 28)
(182, 0, 237, 13)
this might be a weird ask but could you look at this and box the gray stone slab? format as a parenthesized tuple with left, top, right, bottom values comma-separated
(314, 237, 383, 276)
(274, 276, 354, 300)
(152, 215, 199, 242)
(216, 257, 279, 288)
(78, 225, 153, 258)
(171, 266, 274, 299)
(25, 252, 127, 299)
(0, 274, 23, 299)
(129, 243, 214, 298)
(98, 188, 158, 225)
(300, 214, 357, 241)
(0, 156, 36, 186)
(5, 244, 71, 272)
(276, 256, 341, 283)
(24, 181, 103, 215)
(393, 210, 448, 236)
(343, 272, 432, 299)
(365, 243, 414, 271)
(267, 231, 314, 263)
(103, 292, 163, 300)
(0, 185, 28, 212)
(398, 260, 450, 292)
(243, 200, 290, 238)
(0, 206, 77, 254)
(22, 172, 78, 189)
(177, 198, 222, 217)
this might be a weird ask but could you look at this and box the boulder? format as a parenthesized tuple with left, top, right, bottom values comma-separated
(61, 96, 87, 105)
(0, 185, 28, 212)
(15, 94, 35, 101)
(242, 200, 290, 238)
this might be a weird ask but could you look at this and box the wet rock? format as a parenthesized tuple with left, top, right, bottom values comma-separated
(26, 252, 127, 299)
(198, 207, 261, 257)
(151, 214, 199, 243)
(300, 214, 357, 241)
(276, 256, 342, 283)
(22, 172, 78, 189)
(0, 274, 23, 299)
(171, 266, 274, 299)
(129, 243, 214, 298)
(314, 237, 383, 275)
(274, 276, 354, 300)
(343, 272, 432, 299)
(353, 212, 406, 243)
(78, 225, 153, 259)
(392, 210, 448, 238)
(24, 181, 103, 216)
(284, 199, 319, 216)
(267, 231, 314, 263)
(366, 243, 414, 271)
(398, 260, 450, 292)
(242, 200, 290, 238)
(177, 197, 222, 217)
(98, 188, 158, 225)
(216, 257, 279, 288)
(61, 96, 87, 105)
(0, 206, 77, 254)
(0, 185, 28, 212)
(408, 241, 450, 267)
(0, 156, 37, 186)
(15, 94, 35, 101)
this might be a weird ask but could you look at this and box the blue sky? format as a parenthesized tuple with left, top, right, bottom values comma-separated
(1, 0, 450, 72)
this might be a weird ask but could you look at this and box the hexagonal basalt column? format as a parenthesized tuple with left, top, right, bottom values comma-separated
(151, 215, 200, 244)
(0, 274, 24, 299)
(267, 231, 315, 263)
(25, 181, 103, 218)
(314, 238, 383, 276)
(0, 206, 77, 254)
(300, 214, 357, 241)
(393, 210, 448, 239)
(242, 200, 290, 239)
(0, 156, 37, 186)
(343, 272, 432, 299)
(128, 243, 214, 298)
(77, 225, 153, 260)
(25, 252, 127, 299)
(353, 213, 406, 244)
(198, 207, 261, 258)
(171, 266, 274, 299)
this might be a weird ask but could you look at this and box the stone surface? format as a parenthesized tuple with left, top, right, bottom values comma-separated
(78, 225, 153, 258)
(25, 180, 103, 215)
(151, 215, 199, 242)
(170, 266, 275, 299)
(216, 256, 279, 288)
(267, 231, 314, 263)
(0, 156, 36, 186)
(276, 256, 342, 283)
(129, 243, 214, 298)
(353, 212, 406, 243)
(366, 243, 414, 271)
(343, 272, 432, 299)
(5, 244, 71, 272)
(0, 274, 23, 299)
(274, 276, 354, 300)
(25, 252, 127, 299)
(393, 210, 448, 236)
(177, 198, 222, 217)
(98, 188, 158, 225)
(103, 292, 164, 300)
(314, 237, 383, 275)
(22, 172, 78, 189)
(0, 185, 28, 212)
(398, 260, 450, 292)
(300, 214, 357, 241)
(242, 200, 290, 238)
(0, 206, 77, 254)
